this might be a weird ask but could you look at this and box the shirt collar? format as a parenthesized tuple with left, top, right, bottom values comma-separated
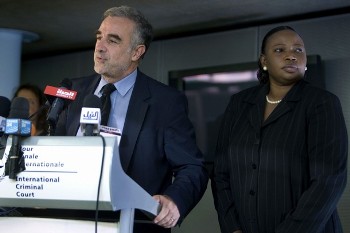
(98, 69, 137, 96)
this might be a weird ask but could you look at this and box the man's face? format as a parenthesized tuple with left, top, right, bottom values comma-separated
(94, 16, 138, 82)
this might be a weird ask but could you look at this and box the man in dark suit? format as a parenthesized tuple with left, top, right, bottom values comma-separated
(54, 5, 208, 233)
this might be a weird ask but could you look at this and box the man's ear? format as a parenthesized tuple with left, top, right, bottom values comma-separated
(132, 45, 146, 61)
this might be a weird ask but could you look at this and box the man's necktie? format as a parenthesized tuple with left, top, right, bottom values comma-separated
(100, 83, 116, 126)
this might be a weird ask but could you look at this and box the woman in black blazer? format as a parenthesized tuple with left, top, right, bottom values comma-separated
(212, 26, 348, 233)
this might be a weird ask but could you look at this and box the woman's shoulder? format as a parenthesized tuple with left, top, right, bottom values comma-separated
(302, 81, 340, 102)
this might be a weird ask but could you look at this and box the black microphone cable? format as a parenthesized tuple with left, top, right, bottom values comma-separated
(94, 135, 107, 233)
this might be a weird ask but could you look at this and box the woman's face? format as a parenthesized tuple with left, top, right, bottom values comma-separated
(16, 89, 40, 120)
(260, 29, 307, 86)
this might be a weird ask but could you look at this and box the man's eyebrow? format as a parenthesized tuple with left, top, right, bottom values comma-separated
(108, 34, 122, 41)
(94, 30, 121, 41)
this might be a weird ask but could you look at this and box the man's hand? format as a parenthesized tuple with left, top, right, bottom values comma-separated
(153, 195, 180, 228)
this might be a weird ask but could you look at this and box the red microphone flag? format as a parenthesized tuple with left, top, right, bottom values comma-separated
(44, 86, 77, 101)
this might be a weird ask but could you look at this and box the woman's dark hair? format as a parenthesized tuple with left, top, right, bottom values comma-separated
(14, 84, 48, 135)
(257, 26, 297, 84)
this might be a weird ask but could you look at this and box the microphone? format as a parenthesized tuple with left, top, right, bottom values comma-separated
(0, 96, 11, 155)
(0, 96, 11, 118)
(80, 94, 102, 136)
(44, 78, 77, 135)
(4, 97, 31, 179)
(0, 96, 11, 134)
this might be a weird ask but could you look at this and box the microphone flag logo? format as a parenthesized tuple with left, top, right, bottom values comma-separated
(44, 86, 77, 100)
(80, 107, 101, 124)
(5, 119, 32, 136)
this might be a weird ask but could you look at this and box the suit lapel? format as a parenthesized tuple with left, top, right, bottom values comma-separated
(262, 79, 304, 127)
(119, 72, 150, 172)
(69, 74, 101, 135)
(263, 101, 292, 127)
(85, 74, 101, 94)
(246, 85, 266, 133)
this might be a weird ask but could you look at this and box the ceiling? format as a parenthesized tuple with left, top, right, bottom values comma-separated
(1, 0, 350, 60)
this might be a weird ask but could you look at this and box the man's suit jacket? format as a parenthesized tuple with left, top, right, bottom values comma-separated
(213, 79, 348, 233)
(55, 71, 208, 223)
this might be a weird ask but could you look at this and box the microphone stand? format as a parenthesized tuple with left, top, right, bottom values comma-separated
(8, 135, 23, 179)
(47, 122, 55, 136)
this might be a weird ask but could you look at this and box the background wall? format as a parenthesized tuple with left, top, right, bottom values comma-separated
(20, 13, 350, 233)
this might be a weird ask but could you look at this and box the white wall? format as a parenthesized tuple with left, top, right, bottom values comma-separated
(21, 13, 350, 233)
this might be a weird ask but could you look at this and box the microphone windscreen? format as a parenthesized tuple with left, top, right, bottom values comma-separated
(9, 97, 30, 119)
(83, 94, 102, 109)
(0, 96, 11, 117)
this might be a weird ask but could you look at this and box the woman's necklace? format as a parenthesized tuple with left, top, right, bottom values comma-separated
(266, 95, 282, 104)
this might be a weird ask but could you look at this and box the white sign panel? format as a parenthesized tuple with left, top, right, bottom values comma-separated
(0, 136, 117, 210)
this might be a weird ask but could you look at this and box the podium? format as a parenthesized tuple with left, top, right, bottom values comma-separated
(0, 136, 160, 233)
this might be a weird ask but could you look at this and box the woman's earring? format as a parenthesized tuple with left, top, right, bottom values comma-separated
(305, 67, 308, 71)
(263, 66, 267, 71)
